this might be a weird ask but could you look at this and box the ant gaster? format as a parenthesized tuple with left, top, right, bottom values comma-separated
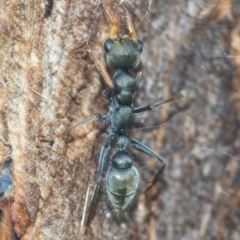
(78, 0, 184, 225)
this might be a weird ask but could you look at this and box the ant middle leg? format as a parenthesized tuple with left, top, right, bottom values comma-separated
(133, 91, 189, 128)
(131, 92, 189, 189)
(71, 113, 107, 128)
(133, 92, 185, 114)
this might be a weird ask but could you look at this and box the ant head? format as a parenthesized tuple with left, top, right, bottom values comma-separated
(103, 6, 143, 69)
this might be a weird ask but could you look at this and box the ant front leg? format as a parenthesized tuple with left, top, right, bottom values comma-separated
(129, 139, 167, 192)
(86, 143, 111, 226)
(82, 42, 113, 88)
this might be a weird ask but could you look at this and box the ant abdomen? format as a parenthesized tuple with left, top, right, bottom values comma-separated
(106, 151, 139, 213)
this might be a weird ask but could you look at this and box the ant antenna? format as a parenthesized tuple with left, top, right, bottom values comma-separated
(135, 0, 152, 31)
(101, 0, 120, 37)
(124, 7, 137, 38)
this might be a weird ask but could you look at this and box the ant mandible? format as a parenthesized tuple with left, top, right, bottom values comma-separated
(77, 0, 184, 226)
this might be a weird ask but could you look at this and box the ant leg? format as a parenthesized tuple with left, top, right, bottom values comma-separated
(135, 0, 152, 31)
(83, 42, 113, 87)
(144, 167, 164, 193)
(71, 115, 98, 128)
(79, 183, 91, 238)
(102, 87, 114, 100)
(129, 139, 166, 190)
(86, 143, 111, 226)
(71, 113, 107, 128)
(133, 93, 185, 114)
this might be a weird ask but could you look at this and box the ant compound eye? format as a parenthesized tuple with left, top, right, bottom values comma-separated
(137, 40, 143, 53)
(104, 39, 114, 53)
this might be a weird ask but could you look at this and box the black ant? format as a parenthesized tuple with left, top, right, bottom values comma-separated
(77, 0, 186, 230)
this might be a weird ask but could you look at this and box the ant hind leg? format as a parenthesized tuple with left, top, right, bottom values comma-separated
(86, 143, 111, 226)
(144, 166, 165, 193)
(129, 139, 167, 190)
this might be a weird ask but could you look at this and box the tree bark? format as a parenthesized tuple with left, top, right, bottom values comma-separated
(0, 0, 239, 240)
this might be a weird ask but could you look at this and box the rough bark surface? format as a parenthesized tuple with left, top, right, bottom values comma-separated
(0, 0, 239, 240)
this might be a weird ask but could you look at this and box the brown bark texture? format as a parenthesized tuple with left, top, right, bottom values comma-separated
(0, 0, 239, 239)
